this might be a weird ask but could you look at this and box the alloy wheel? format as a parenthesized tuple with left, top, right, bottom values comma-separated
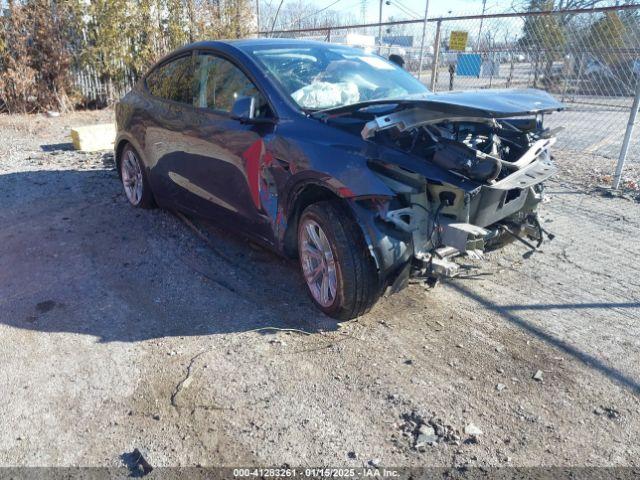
(299, 219, 337, 308)
(121, 149, 144, 206)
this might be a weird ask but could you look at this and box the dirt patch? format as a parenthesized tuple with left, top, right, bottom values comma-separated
(555, 149, 640, 201)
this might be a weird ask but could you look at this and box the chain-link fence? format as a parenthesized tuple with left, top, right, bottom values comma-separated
(262, 5, 640, 183)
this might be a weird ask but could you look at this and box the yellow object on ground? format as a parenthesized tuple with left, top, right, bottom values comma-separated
(70, 123, 116, 152)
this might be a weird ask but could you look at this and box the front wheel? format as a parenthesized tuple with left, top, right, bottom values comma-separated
(298, 200, 380, 320)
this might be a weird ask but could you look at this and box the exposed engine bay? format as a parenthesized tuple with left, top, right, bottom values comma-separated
(318, 93, 563, 284)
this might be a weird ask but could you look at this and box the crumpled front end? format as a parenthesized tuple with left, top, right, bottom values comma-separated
(339, 93, 562, 290)
(372, 152, 553, 282)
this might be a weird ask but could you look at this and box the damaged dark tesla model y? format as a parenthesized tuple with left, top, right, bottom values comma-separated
(115, 39, 564, 320)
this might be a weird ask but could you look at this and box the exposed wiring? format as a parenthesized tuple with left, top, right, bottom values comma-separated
(409, 202, 432, 214)
(406, 201, 443, 249)
(406, 200, 443, 248)
(432, 202, 444, 248)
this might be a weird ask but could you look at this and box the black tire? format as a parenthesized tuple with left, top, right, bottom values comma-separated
(298, 200, 381, 320)
(119, 144, 156, 209)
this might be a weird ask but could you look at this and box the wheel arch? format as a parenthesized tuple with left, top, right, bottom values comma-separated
(114, 135, 158, 209)
(282, 182, 345, 257)
(114, 138, 129, 178)
(114, 134, 148, 177)
(283, 179, 414, 295)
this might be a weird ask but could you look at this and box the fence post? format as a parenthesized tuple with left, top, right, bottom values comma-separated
(613, 78, 640, 190)
(429, 19, 441, 92)
(506, 53, 514, 88)
(416, 0, 431, 81)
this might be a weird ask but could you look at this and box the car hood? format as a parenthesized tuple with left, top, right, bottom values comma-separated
(351, 89, 565, 140)
(316, 88, 564, 119)
(419, 88, 564, 117)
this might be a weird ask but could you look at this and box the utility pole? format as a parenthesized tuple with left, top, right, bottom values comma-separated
(417, 0, 430, 80)
(430, 19, 441, 91)
(256, 0, 260, 32)
(378, 0, 383, 49)
(476, 0, 487, 51)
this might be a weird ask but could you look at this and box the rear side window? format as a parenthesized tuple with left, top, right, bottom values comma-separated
(146, 55, 197, 105)
(195, 54, 269, 116)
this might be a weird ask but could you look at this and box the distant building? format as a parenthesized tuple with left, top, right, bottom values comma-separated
(379, 35, 414, 47)
(330, 33, 376, 48)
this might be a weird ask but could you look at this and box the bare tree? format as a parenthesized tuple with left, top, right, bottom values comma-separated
(261, 0, 357, 33)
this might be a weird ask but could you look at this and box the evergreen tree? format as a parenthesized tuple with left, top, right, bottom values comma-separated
(84, 0, 132, 95)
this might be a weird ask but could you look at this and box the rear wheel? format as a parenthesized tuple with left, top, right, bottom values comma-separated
(298, 200, 380, 320)
(120, 144, 155, 209)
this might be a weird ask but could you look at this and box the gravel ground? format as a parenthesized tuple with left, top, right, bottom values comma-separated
(0, 110, 639, 469)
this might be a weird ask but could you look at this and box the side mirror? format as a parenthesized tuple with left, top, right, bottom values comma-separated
(231, 96, 255, 122)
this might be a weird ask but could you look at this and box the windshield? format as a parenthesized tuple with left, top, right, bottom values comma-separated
(245, 44, 430, 110)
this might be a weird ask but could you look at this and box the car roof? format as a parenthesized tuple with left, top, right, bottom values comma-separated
(184, 38, 343, 52)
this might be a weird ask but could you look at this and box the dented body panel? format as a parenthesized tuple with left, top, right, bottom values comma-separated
(115, 39, 564, 295)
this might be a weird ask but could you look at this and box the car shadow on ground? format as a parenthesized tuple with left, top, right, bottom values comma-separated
(448, 280, 640, 394)
(0, 168, 339, 343)
(2, 166, 638, 397)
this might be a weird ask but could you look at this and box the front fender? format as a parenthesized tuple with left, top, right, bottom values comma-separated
(346, 197, 413, 291)
(270, 121, 396, 206)
(270, 132, 398, 249)
(114, 132, 148, 173)
(281, 169, 394, 218)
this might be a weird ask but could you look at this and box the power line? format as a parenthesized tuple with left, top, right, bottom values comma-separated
(260, 3, 640, 34)
(295, 0, 344, 23)
(392, 0, 422, 19)
(391, 2, 421, 19)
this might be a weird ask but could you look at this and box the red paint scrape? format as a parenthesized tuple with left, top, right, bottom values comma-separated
(338, 186, 356, 198)
(242, 139, 264, 210)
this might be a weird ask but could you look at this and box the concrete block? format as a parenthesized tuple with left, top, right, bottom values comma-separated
(70, 123, 116, 152)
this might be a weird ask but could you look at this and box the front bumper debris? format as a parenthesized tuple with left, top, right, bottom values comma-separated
(410, 214, 553, 280)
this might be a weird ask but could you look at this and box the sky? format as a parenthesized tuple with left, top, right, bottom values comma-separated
(270, 0, 526, 46)
(325, 0, 513, 24)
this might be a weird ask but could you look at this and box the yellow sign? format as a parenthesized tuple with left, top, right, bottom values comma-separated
(449, 31, 468, 51)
